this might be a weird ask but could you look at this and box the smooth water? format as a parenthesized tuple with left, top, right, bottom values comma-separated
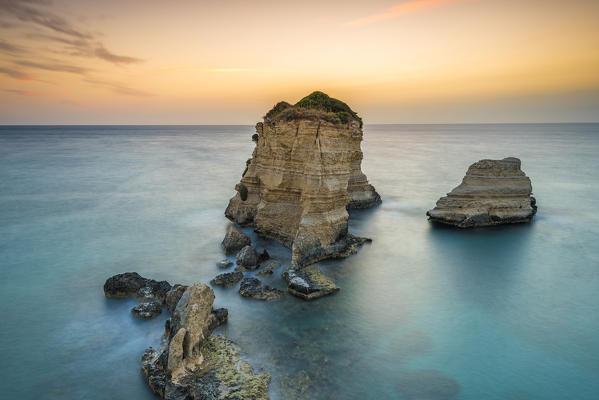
(1, 124, 598, 400)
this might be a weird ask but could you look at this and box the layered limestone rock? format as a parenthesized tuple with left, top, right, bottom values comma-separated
(225, 91, 380, 267)
(427, 157, 537, 227)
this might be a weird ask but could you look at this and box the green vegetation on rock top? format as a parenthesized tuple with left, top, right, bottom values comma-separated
(264, 91, 362, 127)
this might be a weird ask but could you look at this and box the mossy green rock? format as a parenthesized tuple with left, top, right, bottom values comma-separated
(264, 91, 362, 127)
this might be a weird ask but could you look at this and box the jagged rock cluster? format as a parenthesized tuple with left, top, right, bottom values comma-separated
(427, 157, 537, 227)
(218, 223, 340, 300)
(225, 91, 380, 268)
(104, 273, 270, 400)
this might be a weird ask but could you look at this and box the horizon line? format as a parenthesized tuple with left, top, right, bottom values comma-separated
(1, 122, 599, 127)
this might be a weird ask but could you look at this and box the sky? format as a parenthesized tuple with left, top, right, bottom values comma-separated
(0, 0, 598, 124)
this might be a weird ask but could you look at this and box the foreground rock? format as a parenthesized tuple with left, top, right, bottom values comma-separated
(284, 265, 340, 300)
(131, 300, 162, 320)
(236, 245, 259, 269)
(225, 91, 380, 267)
(142, 283, 269, 399)
(103, 272, 171, 303)
(238, 277, 284, 300)
(427, 157, 537, 227)
(104, 275, 269, 399)
(210, 271, 244, 287)
(142, 335, 270, 400)
(221, 225, 251, 254)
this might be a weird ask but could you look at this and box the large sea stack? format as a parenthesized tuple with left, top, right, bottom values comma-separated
(225, 91, 380, 266)
(427, 157, 537, 227)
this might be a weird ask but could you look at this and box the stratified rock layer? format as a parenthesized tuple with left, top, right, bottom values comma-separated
(225, 92, 380, 267)
(427, 157, 537, 227)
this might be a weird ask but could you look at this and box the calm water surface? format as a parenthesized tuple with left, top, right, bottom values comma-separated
(1, 124, 598, 399)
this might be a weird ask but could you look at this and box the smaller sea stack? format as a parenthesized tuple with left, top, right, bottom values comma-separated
(427, 157, 537, 227)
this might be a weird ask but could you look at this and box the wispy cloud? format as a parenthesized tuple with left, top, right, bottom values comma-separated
(94, 46, 143, 65)
(0, 0, 92, 39)
(0, 65, 56, 84)
(4, 88, 48, 97)
(0, 0, 144, 65)
(0, 67, 35, 81)
(83, 79, 153, 97)
(15, 60, 89, 75)
(0, 39, 24, 54)
(345, 0, 469, 26)
(158, 67, 254, 73)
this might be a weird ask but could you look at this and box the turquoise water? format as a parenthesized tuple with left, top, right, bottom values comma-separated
(1, 124, 598, 399)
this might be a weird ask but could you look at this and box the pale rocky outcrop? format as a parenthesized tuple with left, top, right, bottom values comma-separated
(225, 92, 380, 267)
(104, 273, 269, 399)
(427, 157, 537, 227)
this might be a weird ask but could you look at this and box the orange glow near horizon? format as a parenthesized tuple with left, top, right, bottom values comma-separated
(0, 0, 598, 124)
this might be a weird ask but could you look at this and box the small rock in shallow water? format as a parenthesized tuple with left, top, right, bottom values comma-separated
(221, 225, 251, 254)
(236, 245, 259, 268)
(257, 249, 270, 264)
(216, 259, 233, 269)
(104, 272, 171, 303)
(210, 271, 243, 287)
(257, 260, 281, 277)
(284, 265, 340, 300)
(131, 300, 162, 320)
(238, 277, 283, 300)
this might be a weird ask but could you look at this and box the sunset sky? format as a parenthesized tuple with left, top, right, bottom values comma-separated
(1, 0, 598, 124)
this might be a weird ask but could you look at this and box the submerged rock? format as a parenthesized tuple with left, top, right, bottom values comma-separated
(257, 260, 281, 277)
(104, 272, 171, 303)
(238, 277, 284, 300)
(216, 259, 233, 269)
(225, 91, 380, 267)
(257, 249, 270, 265)
(284, 265, 340, 300)
(210, 271, 243, 287)
(396, 369, 460, 400)
(221, 225, 251, 254)
(131, 300, 162, 320)
(236, 245, 259, 268)
(427, 157, 537, 227)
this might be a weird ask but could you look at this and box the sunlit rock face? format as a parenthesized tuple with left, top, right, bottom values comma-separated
(225, 92, 380, 266)
(427, 157, 537, 227)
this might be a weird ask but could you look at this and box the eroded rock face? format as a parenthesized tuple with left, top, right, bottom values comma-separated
(104, 273, 269, 399)
(221, 225, 251, 254)
(427, 157, 537, 227)
(225, 92, 380, 267)
(210, 271, 243, 287)
(238, 277, 284, 300)
(103, 272, 171, 302)
(284, 265, 340, 300)
(131, 300, 162, 320)
(236, 245, 258, 268)
(140, 284, 269, 399)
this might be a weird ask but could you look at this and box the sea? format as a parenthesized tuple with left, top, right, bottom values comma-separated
(1, 124, 598, 399)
